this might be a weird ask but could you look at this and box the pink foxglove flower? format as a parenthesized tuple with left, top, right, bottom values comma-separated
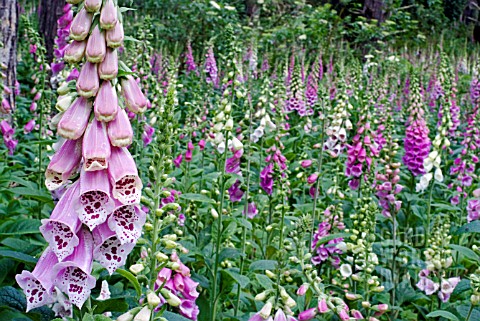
(95, 80, 118, 122)
(100, 0, 118, 30)
(298, 308, 317, 321)
(40, 182, 82, 260)
(77, 61, 100, 98)
(108, 147, 142, 204)
(121, 75, 147, 113)
(79, 169, 115, 230)
(107, 108, 133, 147)
(57, 97, 92, 140)
(99, 48, 119, 80)
(107, 200, 146, 244)
(84, 0, 102, 12)
(179, 299, 200, 320)
(86, 25, 106, 63)
(53, 227, 96, 308)
(106, 22, 124, 48)
(15, 248, 59, 311)
(69, 8, 92, 41)
(64, 40, 86, 63)
(24, 119, 36, 134)
(82, 118, 111, 171)
(45, 139, 82, 191)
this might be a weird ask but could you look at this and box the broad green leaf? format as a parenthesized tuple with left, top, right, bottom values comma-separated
(255, 274, 273, 289)
(0, 219, 41, 235)
(82, 314, 94, 321)
(180, 193, 215, 204)
(94, 316, 113, 321)
(456, 305, 480, 320)
(456, 221, 480, 234)
(9, 187, 53, 203)
(249, 260, 277, 271)
(426, 310, 459, 321)
(314, 233, 351, 249)
(91, 297, 128, 314)
(222, 269, 249, 288)
(115, 269, 142, 297)
(219, 248, 242, 262)
(0, 286, 26, 311)
(0, 250, 37, 264)
(163, 311, 192, 321)
(450, 244, 480, 264)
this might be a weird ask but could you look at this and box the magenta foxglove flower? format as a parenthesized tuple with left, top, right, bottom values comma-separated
(260, 163, 274, 195)
(121, 76, 147, 113)
(274, 309, 287, 321)
(86, 25, 106, 63)
(24, 119, 36, 134)
(1, 119, 14, 136)
(79, 169, 115, 230)
(99, 48, 118, 80)
(69, 8, 92, 41)
(106, 22, 124, 48)
(107, 108, 133, 147)
(57, 97, 92, 140)
(84, 0, 102, 12)
(179, 299, 200, 320)
(82, 118, 111, 171)
(107, 147, 142, 204)
(16, 248, 59, 311)
(53, 227, 96, 308)
(467, 199, 480, 222)
(244, 202, 258, 219)
(77, 61, 100, 98)
(64, 40, 86, 63)
(108, 200, 146, 244)
(155, 268, 172, 289)
(228, 180, 244, 202)
(317, 299, 329, 313)
(298, 308, 317, 321)
(198, 139, 206, 150)
(95, 80, 118, 122)
(40, 182, 82, 260)
(100, 0, 118, 30)
(174, 154, 183, 168)
(45, 139, 82, 191)
(1, 98, 11, 114)
(66, 68, 80, 82)
(92, 222, 135, 275)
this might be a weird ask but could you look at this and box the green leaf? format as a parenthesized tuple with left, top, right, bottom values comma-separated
(255, 274, 273, 289)
(94, 315, 113, 321)
(163, 311, 192, 321)
(180, 193, 215, 204)
(0, 219, 41, 235)
(314, 232, 351, 249)
(426, 310, 459, 321)
(249, 260, 277, 271)
(219, 248, 242, 262)
(82, 314, 94, 321)
(0, 250, 37, 264)
(222, 269, 249, 288)
(456, 221, 480, 234)
(91, 297, 128, 314)
(115, 269, 142, 297)
(0, 258, 15, 284)
(9, 187, 53, 203)
(456, 305, 480, 320)
(450, 244, 480, 263)
(0, 286, 26, 311)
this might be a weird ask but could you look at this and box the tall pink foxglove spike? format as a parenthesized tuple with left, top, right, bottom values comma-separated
(84, 0, 102, 12)
(98, 48, 118, 80)
(53, 227, 96, 308)
(95, 81, 118, 122)
(121, 75, 147, 113)
(15, 248, 59, 311)
(106, 22, 124, 48)
(108, 147, 142, 204)
(40, 182, 82, 261)
(78, 169, 115, 230)
(82, 118, 111, 171)
(108, 200, 146, 244)
(92, 222, 135, 275)
(100, 0, 118, 30)
(107, 108, 133, 147)
(86, 25, 106, 63)
(69, 8, 92, 41)
(57, 97, 92, 140)
(45, 139, 82, 191)
(77, 61, 100, 98)
(64, 40, 87, 64)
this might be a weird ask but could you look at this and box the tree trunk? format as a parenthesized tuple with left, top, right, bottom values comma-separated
(363, 0, 387, 24)
(38, 0, 64, 62)
(0, 0, 18, 111)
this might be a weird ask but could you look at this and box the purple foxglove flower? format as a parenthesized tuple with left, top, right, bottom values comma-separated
(16, 248, 58, 311)
(438, 291, 451, 303)
(179, 299, 200, 320)
(228, 180, 244, 202)
(249, 313, 266, 321)
(106, 22, 124, 48)
(76, 61, 100, 98)
(260, 163, 274, 195)
(40, 182, 82, 260)
(1, 98, 11, 113)
(351, 310, 364, 319)
(84, 0, 102, 12)
(45, 139, 82, 191)
(99, 48, 118, 80)
(24, 119, 36, 134)
(301, 160, 312, 168)
(95, 80, 118, 122)
(274, 309, 287, 321)
(86, 25, 106, 63)
(51, 287, 73, 318)
(66, 68, 80, 81)
(100, 0, 118, 30)
(57, 97, 92, 140)
(92, 222, 135, 275)
(317, 299, 329, 313)
(155, 268, 172, 290)
(339, 309, 350, 320)
(107, 147, 143, 204)
(64, 40, 86, 63)
(82, 118, 111, 171)
(51, 62, 65, 75)
(79, 169, 115, 230)
(174, 273, 185, 292)
(69, 8, 92, 41)
(199, 139, 206, 150)
(244, 202, 258, 219)
(307, 173, 318, 185)
(182, 275, 199, 300)
(53, 227, 96, 308)
(298, 308, 317, 321)
(1, 119, 14, 137)
(108, 200, 146, 244)
(121, 76, 147, 113)
(440, 277, 460, 294)
(107, 108, 133, 147)
(174, 154, 183, 167)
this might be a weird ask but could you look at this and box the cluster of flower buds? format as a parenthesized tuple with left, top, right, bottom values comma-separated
(284, 59, 311, 117)
(16, 0, 147, 312)
(323, 86, 352, 157)
(204, 46, 219, 88)
(469, 272, 480, 306)
(311, 205, 345, 267)
(0, 119, 17, 154)
(305, 55, 322, 107)
(185, 41, 198, 76)
(250, 285, 297, 321)
(226, 138, 245, 202)
(250, 77, 276, 142)
(260, 144, 287, 195)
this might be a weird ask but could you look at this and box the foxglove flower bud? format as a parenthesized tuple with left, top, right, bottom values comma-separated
(95, 81, 118, 122)
(55, 94, 74, 112)
(99, 48, 118, 80)
(108, 147, 143, 204)
(84, 0, 102, 12)
(77, 62, 100, 97)
(82, 118, 111, 171)
(70, 8, 92, 41)
(86, 26, 106, 63)
(57, 97, 92, 140)
(108, 200, 146, 244)
(45, 139, 82, 190)
(121, 76, 147, 113)
(64, 40, 87, 63)
(106, 22, 124, 48)
(107, 108, 133, 147)
(100, 0, 118, 30)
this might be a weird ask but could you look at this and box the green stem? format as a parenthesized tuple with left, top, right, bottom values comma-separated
(465, 304, 474, 321)
(425, 180, 435, 248)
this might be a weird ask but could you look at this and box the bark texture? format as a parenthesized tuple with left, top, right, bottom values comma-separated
(38, 0, 64, 61)
(0, 0, 18, 111)
(363, 0, 387, 23)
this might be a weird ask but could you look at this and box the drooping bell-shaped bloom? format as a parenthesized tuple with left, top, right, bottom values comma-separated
(15, 248, 59, 311)
(69, 8, 92, 41)
(106, 22, 124, 48)
(40, 182, 82, 260)
(86, 25, 106, 63)
(274, 309, 287, 321)
(53, 227, 96, 308)
(99, 48, 118, 80)
(64, 40, 86, 63)
(121, 76, 147, 113)
(100, 0, 118, 30)
(79, 169, 115, 230)
(107, 200, 146, 244)
(95, 80, 118, 122)
(45, 139, 82, 191)
(1, 119, 14, 137)
(57, 97, 92, 140)
(107, 147, 142, 204)
(260, 163, 274, 195)
(179, 299, 200, 320)
(84, 0, 102, 12)
(92, 221, 135, 275)
(24, 119, 36, 134)
(77, 61, 100, 98)
(82, 118, 111, 171)
(1, 98, 12, 114)
(298, 308, 317, 321)
(107, 108, 133, 147)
